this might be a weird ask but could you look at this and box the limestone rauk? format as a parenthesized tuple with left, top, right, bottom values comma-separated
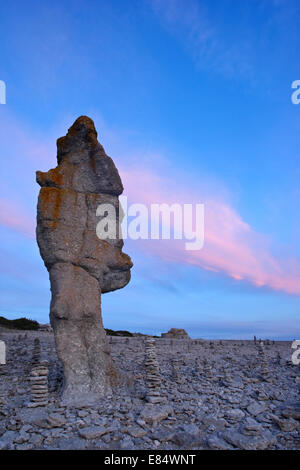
(36, 116, 133, 405)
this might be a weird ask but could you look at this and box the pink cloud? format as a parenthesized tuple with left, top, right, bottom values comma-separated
(0, 199, 35, 239)
(121, 166, 300, 295)
(1, 112, 299, 295)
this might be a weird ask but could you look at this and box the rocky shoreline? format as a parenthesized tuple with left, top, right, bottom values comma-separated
(0, 330, 299, 450)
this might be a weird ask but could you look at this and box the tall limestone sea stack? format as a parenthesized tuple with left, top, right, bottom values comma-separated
(36, 116, 133, 405)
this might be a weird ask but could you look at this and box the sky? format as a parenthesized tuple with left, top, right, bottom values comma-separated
(0, 0, 299, 339)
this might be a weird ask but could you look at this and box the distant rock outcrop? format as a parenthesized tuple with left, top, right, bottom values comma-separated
(161, 328, 190, 339)
(38, 323, 53, 333)
(36, 116, 133, 405)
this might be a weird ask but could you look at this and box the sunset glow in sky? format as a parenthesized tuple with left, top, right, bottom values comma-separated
(0, 0, 299, 338)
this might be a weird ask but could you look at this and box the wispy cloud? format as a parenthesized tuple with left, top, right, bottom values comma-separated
(121, 165, 300, 295)
(148, 0, 253, 78)
(0, 198, 35, 239)
(1, 112, 299, 295)
(148, 0, 300, 81)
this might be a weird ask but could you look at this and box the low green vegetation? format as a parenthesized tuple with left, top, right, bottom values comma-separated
(0, 316, 40, 331)
(105, 328, 133, 337)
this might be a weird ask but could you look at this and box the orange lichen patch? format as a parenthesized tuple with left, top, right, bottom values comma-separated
(36, 171, 47, 186)
(47, 167, 64, 187)
(120, 252, 133, 268)
(36, 167, 64, 188)
(39, 187, 63, 229)
(90, 193, 99, 202)
(74, 191, 78, 207)
(89, 154, 97, 173)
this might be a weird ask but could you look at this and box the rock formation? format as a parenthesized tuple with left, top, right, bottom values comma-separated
(161, 328, 190, 339)
(36, 116, 133, 404)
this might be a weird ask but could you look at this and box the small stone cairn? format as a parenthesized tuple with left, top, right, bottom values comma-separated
(0, 371, 6, 407)
(276, 351, 283, 366)
(203, 356, 213, 379)
(25, 336, 41, 376)
(0, 339, 7, 407)
(144, 337, 163, 403)
(258, 342, 271, 382)
(172, 356, 181, 383)
(195, 357, 203, 374)
(28, 360, 49, 408)
(0, 388, 6, 407)
(31, 337, 41, 365)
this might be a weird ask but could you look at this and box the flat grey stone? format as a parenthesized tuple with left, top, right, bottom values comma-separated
(139, 405, 173, 425)
(207, 435, 234, 450)
(47, 413, 66, 427)
(78, 425, 112, 440)
(247, 402, 266, 416)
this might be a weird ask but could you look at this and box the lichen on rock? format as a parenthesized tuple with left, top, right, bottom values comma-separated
(36, 116, 133, 405)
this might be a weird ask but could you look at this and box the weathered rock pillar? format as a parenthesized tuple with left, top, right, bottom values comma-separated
(36, 116, 133, 405)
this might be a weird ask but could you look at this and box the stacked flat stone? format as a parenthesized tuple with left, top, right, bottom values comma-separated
(144, 337, 163, 403)
(203, 357, 213, 379)
(258, 345, 271, 382)
(276, 351, 283, 366)
(28, 361, 49, 407)
(172, 356, 180, 382)
(261, 361, 271, 382)
(32, 338, 41, 365)
(223, 367, 232, 384)
(195, 357, 203, 374)
(0, 373, 6, 406)
(0, 392, 6, 407)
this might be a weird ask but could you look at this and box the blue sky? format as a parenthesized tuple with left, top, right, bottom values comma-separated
(0, 0, 299, 339)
